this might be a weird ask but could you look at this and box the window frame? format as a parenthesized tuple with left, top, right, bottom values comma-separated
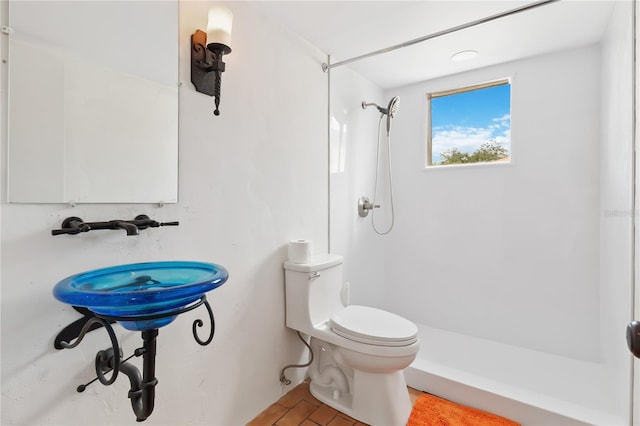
(426, 78, 512, 167)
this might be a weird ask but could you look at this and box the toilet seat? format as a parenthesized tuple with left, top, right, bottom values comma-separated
(329, 305, 418, 347)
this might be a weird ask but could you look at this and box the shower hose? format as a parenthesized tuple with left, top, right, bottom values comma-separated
(372, 114, 395, 235)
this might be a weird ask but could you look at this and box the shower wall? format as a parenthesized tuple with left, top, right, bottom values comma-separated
(332, 45, 602, 361)
(383, 45, 601, 362)
(329, 66, 386, 309)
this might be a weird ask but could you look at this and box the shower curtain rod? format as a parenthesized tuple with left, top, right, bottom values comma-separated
(321, 0, 560, 72)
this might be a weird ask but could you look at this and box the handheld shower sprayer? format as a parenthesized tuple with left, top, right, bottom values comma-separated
(360, 96, 400, 235)
(362, 96, 400, 135)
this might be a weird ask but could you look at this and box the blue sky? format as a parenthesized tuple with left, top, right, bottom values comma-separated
(431, 83, 511, 163)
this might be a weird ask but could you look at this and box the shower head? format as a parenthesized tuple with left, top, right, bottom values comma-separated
(362, 96, 400, 135)
(387, 96, 400, 118)
(385, 96, 400, 134)
(361, 96, 400, 116)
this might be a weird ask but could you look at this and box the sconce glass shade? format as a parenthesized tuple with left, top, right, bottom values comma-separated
(207, 6, 233, 47)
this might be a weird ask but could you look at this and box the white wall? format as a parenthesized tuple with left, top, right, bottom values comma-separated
(329, 65, 387, 308)
(380, 46, 602, 362)
(600, 0, 634, 419)
(0, 2, 328, 425)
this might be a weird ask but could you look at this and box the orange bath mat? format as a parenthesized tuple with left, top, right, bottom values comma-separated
(407, 393, 520, 426)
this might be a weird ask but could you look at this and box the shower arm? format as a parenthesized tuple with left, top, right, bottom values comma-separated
(361, 101, 385, 114)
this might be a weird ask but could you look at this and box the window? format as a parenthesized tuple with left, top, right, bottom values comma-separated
(427, 79, 511, 167)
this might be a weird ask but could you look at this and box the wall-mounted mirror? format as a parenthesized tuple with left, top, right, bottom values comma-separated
(7, 1, 178, 204)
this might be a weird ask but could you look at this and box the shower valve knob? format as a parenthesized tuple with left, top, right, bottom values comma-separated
(358, 196, 379, 218)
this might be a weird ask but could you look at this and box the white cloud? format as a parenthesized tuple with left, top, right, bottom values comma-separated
(433, 126, 493, 152)
(493, 114, 511, 126)
(432, 116, 511, 162)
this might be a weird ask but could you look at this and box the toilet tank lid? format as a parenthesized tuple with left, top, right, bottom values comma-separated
(283, 254, 343, 272)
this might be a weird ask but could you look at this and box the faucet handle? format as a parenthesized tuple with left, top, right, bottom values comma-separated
(159, 221, 179, 227)
(51, 217, 91, 235)
(133, 214, 157, 230)
(52, 227, 87, 236)
(133, 215, 179, 228)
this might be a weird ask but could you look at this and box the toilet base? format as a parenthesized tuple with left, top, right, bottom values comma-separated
(309, 369, 412, 426)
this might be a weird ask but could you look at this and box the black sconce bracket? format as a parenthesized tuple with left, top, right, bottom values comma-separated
(54, 296, 216, 422)
(191, 29, 231, 116)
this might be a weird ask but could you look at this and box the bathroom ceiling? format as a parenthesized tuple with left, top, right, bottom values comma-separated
(248, 1, 615, 89)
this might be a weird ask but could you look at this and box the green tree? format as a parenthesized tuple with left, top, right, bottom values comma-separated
(440, 148, 470, 164)
(439, 140, 508, 165)
(469, 140, 508, 162)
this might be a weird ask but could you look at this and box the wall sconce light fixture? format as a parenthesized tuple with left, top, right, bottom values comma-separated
(191, 6, 233, 116)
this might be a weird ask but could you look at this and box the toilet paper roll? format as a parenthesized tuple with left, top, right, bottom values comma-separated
(288, 240, 313, 263)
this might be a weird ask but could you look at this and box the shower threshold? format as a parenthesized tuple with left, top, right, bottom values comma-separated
(404, 324, 625, 426)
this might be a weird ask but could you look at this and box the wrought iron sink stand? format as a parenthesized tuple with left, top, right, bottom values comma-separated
(54, 296, 215, 422)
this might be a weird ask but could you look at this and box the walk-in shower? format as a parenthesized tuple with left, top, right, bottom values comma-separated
(327, 0, 636, 424)
(360, 96, 400, 235)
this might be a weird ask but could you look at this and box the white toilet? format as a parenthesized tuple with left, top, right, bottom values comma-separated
(284, 254, 419, 426)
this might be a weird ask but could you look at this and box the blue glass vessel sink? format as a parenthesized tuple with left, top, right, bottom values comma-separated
(53, 261, 229, 331)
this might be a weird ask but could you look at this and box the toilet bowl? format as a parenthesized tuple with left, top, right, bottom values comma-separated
(284, 254, 419, 425)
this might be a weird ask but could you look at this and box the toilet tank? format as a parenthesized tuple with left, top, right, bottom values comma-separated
(284, 254, 345, 332)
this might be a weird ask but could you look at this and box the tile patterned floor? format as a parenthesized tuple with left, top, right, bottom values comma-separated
(247, 380, 423, 426)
